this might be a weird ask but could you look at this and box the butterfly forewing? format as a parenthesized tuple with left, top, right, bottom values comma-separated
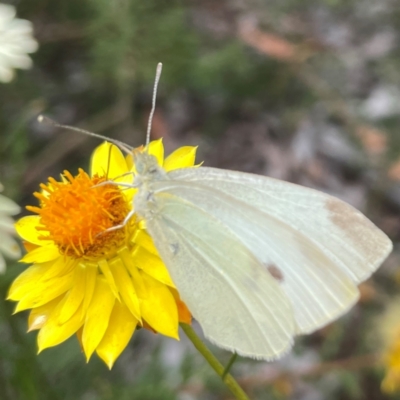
(142, 191, 295, 359)
(167, 167, 392, 284)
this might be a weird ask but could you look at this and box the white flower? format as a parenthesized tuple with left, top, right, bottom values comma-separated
(0, 182, 21, 272)
(0, 3, 38, 83)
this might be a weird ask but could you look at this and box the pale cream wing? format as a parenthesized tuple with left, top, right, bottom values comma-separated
(143, 191, 295, 359)
(150, 178, 364, 334)
(167, 167, 392, 284)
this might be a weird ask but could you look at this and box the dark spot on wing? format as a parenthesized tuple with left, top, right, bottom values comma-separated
(169, 243, 179, 255)
(267, 264, 284, 282)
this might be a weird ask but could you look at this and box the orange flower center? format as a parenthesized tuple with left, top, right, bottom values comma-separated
(27, 169, 132, 259)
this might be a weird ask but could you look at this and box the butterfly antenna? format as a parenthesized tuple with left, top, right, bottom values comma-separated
(37, 115, 133, 154)
(145, 62, 163, 150)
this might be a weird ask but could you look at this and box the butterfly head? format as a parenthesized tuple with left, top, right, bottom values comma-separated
(133, 150, 167, 183)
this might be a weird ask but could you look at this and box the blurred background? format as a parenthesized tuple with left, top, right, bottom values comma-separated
(1, 0, 400, 399)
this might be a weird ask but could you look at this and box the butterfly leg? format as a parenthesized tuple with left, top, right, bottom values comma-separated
(92, 170, 135, 187)
(92, 180, 136, 189)
(119, 171, 135, 177)
(108, 171, 135, 180)
(97, 208, 136, 235)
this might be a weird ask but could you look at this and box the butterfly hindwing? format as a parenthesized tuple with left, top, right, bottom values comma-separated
(143, 189, 295, 359)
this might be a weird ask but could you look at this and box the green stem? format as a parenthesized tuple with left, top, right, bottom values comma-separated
(180, 323, 250, 400)
(223, 352, 238, 379)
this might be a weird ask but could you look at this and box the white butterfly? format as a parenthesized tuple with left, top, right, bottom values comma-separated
(130, 150, 392, 359)
(40, 63, 392, 360)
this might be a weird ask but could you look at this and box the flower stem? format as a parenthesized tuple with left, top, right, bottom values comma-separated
(180, 323, 250, 400)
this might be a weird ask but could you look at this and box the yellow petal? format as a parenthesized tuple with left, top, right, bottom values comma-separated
(82, 276, 116, 361)
(125, 153, 134, 171)
(20, 243, 60, 264)
(38, 302, 84, 352)
(8, 258, 73, 301)
(15, 216, 52, 246)
(90, 142, 128, 180)
(133, 246, 175, 287)
(164, 146, 197, 171)
(132, 229, 158, 255)
(15, 216, 46, 245)
(40, 258, 76, 281)
(98, 259, 120, 300)
(80, 264, 97, 318)
(109, 257, 141, 321)
(8, 263, 49, 300)
(54, 265, 86, 324)
(147, 139, 164, 166)
(118, 247, 147, 299)
(90, 142, 136, 205)
(140, 272, 179, 339)
(14, 270, 74, 312)
(96, 301, 138, 369)
(28, 296, 62, 331)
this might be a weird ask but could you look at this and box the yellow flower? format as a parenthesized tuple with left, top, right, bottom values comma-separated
(0, 182, 21, 272)
(382, 335, 400, 393)
(8, 139, 196, 368)
(379, 299, 400, 393)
